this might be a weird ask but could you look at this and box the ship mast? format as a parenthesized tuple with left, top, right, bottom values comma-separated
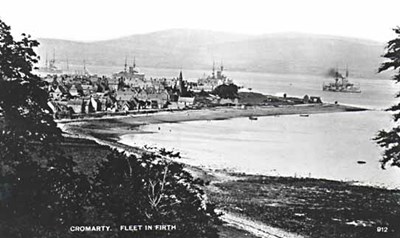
(212, 61, 215, 79)
(45, 52, 48, 68)
(124, 56, 127, 72)
(83, 59, 86, 73)
(335, 65, 339, 84)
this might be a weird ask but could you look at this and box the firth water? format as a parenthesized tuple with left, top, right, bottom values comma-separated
(83, 66, 400, 188)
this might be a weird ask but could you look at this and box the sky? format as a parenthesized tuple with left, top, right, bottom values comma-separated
(0, 0, 399, 42)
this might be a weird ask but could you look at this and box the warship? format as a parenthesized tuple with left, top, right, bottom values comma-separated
(322, 67, 361, 93)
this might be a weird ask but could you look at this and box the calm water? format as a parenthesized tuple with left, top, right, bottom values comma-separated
(120, 111, 400, 188)
(69, 64, 397, 109)
(78, 65, 400, 187)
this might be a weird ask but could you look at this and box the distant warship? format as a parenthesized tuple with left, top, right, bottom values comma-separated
(322, 67, 361, 93)
(38, 50, 62, 74)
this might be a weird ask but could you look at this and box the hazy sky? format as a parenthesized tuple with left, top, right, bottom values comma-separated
(1, 0, 399, 42)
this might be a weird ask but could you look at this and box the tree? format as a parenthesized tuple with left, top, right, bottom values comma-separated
(212, 84, 239, 99)
(0, 20, 61, 143)
(375, 27, 400, 168)
(88, 150, 220, 238)
(0, 19, 221, 237)
(0, 19, 89, 237)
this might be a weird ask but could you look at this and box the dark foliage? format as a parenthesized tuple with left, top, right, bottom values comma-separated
(0, 20, 61, 142)
(0, 18, 90, 237)
(87, 150, 220, 238)
(374, 27, 400, 168)
(0, 19, 220, 238)
(212, 84, 239, 99)
(0, 151, 90, 238)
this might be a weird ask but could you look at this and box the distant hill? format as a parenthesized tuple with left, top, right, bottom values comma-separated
(36, 29, 388, 78)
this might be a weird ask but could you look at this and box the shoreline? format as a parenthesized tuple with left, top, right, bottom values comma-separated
(59, 105, 400, 237)
(62, 103, 390, 190)
(61, 104, 400, 191)
(60, 103, 367, 141)
(59, 103, 367, 123)
(61, 103, 389, 189)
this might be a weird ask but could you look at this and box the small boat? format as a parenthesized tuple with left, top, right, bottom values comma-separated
(249, 116, 258, 120)
(299, 114, 309, 117)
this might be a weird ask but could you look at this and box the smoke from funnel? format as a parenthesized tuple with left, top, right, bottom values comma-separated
(326, 68, 344, 79)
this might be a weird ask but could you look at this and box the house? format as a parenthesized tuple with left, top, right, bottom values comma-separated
(49, 85, 69, 100)
(89, 97, 106, 112)
(47, 101, 74, 118)
(207, 94, 220, 104)
(136, 99, 148, 110)
(96, 82, 107, 93)
(310, 96, 322, 103)
(168, 102, 179, 109)
(89, 76, 99, 84)
(115, 90, 136, 102)
(69, 84, 82, 97)
(121, 101, 131, 111)
(108, 78, 121, 91)
(219, 98, 239, 105)
(177, 96, 195, 108)
(150, 100, 159, 109)
(85, 99, 96, 113)
(147, 90, 170, 109)
(64, 99, 84, 114)
(136, 89, 149, 101)
(120, 100, 138, 111)
(166, 88, 179, 102)
(81, 84, 96, 96)
(124, 77, 147, 88)
(101, 95, 116, 111)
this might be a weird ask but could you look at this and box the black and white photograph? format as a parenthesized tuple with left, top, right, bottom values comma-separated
(1, 0, 400, 237)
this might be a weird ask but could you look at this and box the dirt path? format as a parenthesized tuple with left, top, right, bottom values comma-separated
(218, 210, 305, 238)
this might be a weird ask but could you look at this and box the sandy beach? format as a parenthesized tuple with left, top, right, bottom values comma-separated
(61, 103, 366, 141)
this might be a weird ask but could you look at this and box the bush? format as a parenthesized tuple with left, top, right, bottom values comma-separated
(87, 150, 220, 237)
(0, 18, 220, 237)
(212, 84, 239, 99)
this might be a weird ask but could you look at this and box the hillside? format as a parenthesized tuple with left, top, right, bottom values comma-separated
(36, 29, 387, 78)
(204, 33, 386, 77)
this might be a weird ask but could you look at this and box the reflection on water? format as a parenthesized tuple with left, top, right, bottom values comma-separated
(120, 111, 400, 188)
